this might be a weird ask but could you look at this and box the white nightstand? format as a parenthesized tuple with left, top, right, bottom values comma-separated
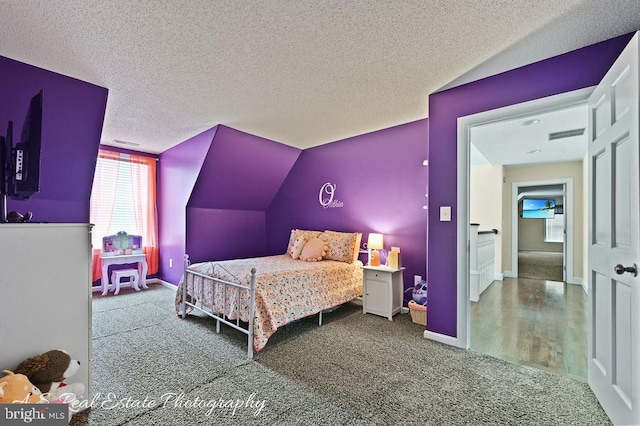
(362, 265, 405, 321)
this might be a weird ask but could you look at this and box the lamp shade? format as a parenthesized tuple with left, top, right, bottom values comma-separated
(367, 233, 384, 250)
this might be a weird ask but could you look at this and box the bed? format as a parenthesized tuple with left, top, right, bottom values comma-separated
(175, 229, 363, 358)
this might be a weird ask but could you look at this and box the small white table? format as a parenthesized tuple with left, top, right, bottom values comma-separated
(100, 254, 149, 296)
(362, 265, 405, 321)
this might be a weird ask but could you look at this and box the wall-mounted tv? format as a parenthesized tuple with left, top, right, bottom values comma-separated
(521, 198, 556, 219)
(0, 90, 43, 222)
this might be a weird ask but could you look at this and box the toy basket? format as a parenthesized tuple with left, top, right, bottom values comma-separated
(408, 300, 427, 326)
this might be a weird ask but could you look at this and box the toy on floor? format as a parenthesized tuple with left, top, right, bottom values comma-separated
(14, 349, 85, 401)
(0, 370, 45, 404)
(411, 280, 428, 305)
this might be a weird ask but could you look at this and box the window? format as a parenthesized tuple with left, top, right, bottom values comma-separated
(89, 149, 158, 282)
(545, 214, 564, 243)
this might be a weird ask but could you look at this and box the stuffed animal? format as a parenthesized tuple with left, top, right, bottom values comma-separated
(412, 280, 428, 305)
(0, 370, 45, 404)
(14, 350, 85, 400)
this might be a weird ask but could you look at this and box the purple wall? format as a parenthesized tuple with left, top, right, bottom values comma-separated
(158, 125, 301, 284)
(189, 126, 301, 211)
(427, 33, 634, 337)
(0, 56, 108, 223)
(266, 119, 429, 302)
(186, 125, 300, 264)
(186, 208, 266, 263)
(158, 127, 217, 284)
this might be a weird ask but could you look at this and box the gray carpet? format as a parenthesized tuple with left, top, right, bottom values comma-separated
(73, 284, 610, 425)
(518, 251, 564, 282)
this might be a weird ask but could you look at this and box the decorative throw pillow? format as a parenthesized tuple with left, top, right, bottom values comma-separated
(299, 237, 328, 262)
(323, 230, 362, 263)
(287, 229, 322, 253)
(288, 235, 307, 260)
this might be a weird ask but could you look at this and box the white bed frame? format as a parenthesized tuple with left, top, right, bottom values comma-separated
(180, 254, 257, 359)
(179, 254, 335, 359)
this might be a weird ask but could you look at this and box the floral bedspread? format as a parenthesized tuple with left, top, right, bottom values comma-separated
(175, 255, 363, 351)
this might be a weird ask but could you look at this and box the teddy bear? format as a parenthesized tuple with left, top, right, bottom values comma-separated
(0, 370, 45, 404)
(14, 349, 85, 402)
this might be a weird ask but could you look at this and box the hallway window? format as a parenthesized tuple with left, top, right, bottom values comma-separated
(545, 214, 564, 243)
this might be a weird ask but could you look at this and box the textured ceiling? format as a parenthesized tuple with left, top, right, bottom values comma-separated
(470, 103, 588, 166)
(1, 1, 639, 154)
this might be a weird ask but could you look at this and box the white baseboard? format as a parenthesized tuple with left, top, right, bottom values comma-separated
(153, 278, 177, 289)
(568, 277, 588, 295)
(495, 273, 504, 281)
(503, 270, 515, 278)
(423, 330, 465, 348)
(401, 307, 409, 314)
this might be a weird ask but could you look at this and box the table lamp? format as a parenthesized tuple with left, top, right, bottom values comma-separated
(367, 233, 384, 266)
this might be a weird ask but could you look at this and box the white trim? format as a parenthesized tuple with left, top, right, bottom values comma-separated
(423, 330, 466, 348)
(457, 111, 470, 349)
(495, 273, 504, 280)
(154, 278, 178, 289)
(456, 87, 594, 351)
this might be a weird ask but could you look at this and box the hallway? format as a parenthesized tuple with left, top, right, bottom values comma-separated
(470, 278, 587, 379)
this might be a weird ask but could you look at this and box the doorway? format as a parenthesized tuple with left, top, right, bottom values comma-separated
(513, 181, 569, 283)
(516, 184, 565, 281)
(461, 88, 591, 378)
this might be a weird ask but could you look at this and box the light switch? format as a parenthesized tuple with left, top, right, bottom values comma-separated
(440, 206, 451, 221)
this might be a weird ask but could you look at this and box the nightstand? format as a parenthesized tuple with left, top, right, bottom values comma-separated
(362, 265, 404, 321)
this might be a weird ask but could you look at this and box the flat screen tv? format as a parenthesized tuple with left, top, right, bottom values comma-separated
(0, 90, 43, 222)
(10, 90, 43, 199)
(521, 198, 556, 219)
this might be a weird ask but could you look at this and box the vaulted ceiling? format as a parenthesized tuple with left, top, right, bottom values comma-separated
(1, 1, 640, 153)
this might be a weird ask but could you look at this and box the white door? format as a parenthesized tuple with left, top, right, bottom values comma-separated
(588, 31, 640, 425)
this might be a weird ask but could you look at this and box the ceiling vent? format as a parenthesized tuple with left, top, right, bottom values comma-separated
(113, 139, 140, 146)
(548, 128, 585, 140)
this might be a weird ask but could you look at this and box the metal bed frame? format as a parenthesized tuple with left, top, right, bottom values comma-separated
(180, 255, 257, 359)
(180, 254, 338, 359)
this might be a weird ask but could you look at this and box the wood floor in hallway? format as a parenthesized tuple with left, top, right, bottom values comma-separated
(470, 277, 587, 380)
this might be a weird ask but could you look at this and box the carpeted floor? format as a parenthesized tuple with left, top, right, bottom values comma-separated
(73, 284, 610, 425)
(518, 251, 564, 282)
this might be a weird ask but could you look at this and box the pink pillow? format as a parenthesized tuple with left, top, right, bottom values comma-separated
(288, 235, 307, 259)
(300, 237, 328, 262)
(287, 229, 322, 253)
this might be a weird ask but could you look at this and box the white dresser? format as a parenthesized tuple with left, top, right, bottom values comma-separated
(0, 223, 92, 397)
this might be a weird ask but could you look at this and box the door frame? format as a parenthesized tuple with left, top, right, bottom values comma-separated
(449, 86, 594, 349)
(510, 178, 573, 283)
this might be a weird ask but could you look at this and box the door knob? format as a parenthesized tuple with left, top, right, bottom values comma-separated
(614, 263, 638, 277)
